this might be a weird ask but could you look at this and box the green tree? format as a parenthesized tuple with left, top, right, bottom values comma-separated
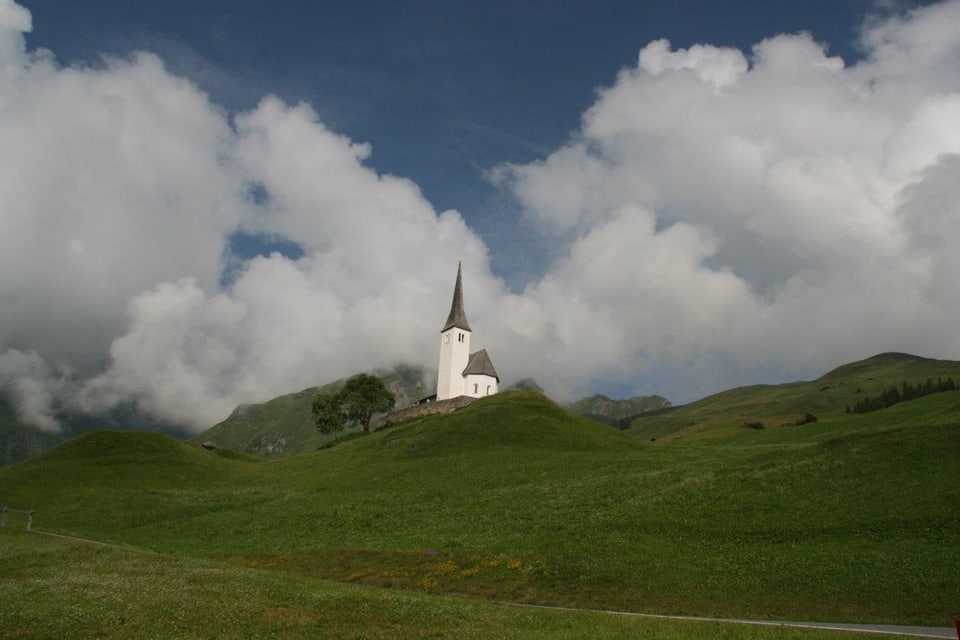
(312, 374, 396, 435)
(312, 393, 345, 435)
(339, 373, 396, 432)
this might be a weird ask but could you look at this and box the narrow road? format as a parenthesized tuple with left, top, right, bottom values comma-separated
(501, 602, 956, 639)
(29, 529, 959, 639)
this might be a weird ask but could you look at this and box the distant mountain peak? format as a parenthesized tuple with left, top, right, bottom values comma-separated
(506, 378, 544, 393)
(566, 393, 672, 428)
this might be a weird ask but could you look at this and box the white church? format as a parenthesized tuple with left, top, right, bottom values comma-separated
(435, 262, 499, 400)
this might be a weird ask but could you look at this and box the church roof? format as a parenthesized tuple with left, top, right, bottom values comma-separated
(441, 261, 472, 333)
(463, 349, 499, 381)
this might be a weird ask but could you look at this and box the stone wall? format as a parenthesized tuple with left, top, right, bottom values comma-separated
(380, 396, 477, 428)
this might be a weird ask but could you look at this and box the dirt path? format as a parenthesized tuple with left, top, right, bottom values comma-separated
(501, 602, 956, 639)
(30, 528, 156, 553)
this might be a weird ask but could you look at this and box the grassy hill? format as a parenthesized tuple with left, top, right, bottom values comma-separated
(197, 371, 672, 459)
(0, 395, 191, 468)
(627, 352, 960, 442)
(2, 389, 957, 631)
(193, 364, 429, 456)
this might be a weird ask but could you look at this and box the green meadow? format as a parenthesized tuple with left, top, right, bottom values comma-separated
(1, 354, 959, 637)
(2, 530, 902, 640)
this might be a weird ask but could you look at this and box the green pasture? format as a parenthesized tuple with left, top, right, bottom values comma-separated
(0, 529, 926, 639)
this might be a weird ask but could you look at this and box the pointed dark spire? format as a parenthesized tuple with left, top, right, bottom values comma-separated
(441, 261, 471, 333)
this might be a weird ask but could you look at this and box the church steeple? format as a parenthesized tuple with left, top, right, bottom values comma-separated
(441, 261, 471, 333)
(436, 261, 498, 401)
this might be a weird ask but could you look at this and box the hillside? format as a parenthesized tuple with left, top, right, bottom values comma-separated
(2, 389, 957, 626)
(0, 395, 191, 468)
(198, 372, 671, 458)
(193, 364, 429, 456)
(626, 352, 960, 442)
(1, 365, 427, 467)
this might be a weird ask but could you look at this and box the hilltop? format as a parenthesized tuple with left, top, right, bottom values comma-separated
(627, 352, 960, 442)
(197, 373, 671, 458)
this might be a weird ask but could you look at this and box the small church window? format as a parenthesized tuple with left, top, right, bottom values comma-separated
(444, 334, 450, 344)
(473, 383, 479, 394)
(486, 385, 491, 395)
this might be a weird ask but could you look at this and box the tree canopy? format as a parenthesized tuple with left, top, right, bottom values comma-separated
(312, 373, 396, 434)
(311, 393, 345, 435)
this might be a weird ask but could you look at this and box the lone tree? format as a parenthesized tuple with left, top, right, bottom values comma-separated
(312, 373, 396, 435)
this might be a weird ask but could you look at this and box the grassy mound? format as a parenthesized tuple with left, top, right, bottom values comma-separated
(373, 391, 633, 455)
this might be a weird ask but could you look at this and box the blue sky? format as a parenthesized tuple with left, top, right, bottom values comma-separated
(25, 0, 888, 288)
(3, 0, 960, 430)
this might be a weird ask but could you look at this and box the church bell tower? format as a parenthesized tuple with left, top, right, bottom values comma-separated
(436, 262, 471, 400)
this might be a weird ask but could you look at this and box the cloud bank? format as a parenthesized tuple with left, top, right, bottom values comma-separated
(3, 0, 960, 430)
(492, 1, 960, 399)
(0, 0, 494, 429)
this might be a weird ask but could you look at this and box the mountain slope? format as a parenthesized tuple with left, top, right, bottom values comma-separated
(626, 352, 960, 442)
(193, 364, 429, 456)
(566, 393, 671, 427)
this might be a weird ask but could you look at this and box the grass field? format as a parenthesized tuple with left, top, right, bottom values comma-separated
(0, 529, 925, 639)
